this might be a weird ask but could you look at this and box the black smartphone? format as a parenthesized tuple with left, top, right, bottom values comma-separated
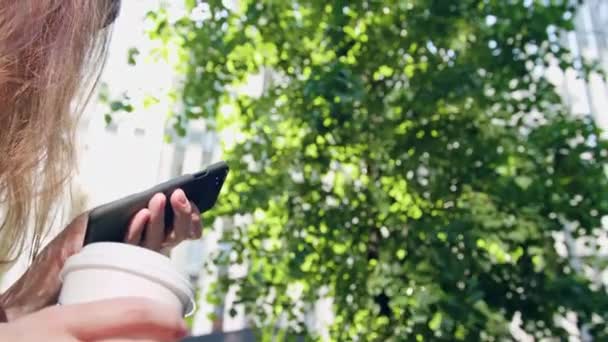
(83, 161, 229, 245)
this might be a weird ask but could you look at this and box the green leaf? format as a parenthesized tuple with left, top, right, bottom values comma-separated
(429, 312, 443, 331)
(514, 176, 533, 190)
(127, 47, 140, 66)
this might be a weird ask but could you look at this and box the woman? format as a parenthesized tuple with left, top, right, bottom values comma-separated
(0, 1, 201, 340)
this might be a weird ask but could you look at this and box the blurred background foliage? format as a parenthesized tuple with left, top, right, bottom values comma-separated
(108, 0, 608, 340)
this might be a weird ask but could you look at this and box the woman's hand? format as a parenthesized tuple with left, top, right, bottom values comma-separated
(125, 189, 202, 251)
(0, 188, 202, 320)
(0, 297, 188, 341)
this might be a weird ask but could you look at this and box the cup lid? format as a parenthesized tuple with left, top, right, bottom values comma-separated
(61, 242, 196, 316)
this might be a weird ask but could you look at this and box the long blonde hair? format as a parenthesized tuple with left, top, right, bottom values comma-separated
(0, 1, 114, 264)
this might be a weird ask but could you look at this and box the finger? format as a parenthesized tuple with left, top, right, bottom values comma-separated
(143, 193, 166, 251)
(124, 209, 151, 245)
(59, 297, 187, 341)
(170, 189, 192, 243)
(190, 204, 202, 240)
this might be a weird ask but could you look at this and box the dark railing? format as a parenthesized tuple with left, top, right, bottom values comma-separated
(183, 328, 305, 342)
(183, 329, 256, 342)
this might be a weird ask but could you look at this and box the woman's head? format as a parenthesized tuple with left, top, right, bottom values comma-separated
(0, 1, 117, 263)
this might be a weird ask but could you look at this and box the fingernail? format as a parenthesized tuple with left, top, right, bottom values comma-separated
(177, 190, 188, 205)
(181, 199, 191, 212)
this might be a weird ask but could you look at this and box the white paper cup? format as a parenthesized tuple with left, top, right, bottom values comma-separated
(59, 242, 195, 317)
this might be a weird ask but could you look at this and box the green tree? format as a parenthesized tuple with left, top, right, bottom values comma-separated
(139, 0, 608, 340)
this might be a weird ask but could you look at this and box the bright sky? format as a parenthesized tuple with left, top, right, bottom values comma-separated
(77, 0, 175, 208)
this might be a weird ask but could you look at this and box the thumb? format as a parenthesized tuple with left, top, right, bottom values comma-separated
(57, 297, 187, 341)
